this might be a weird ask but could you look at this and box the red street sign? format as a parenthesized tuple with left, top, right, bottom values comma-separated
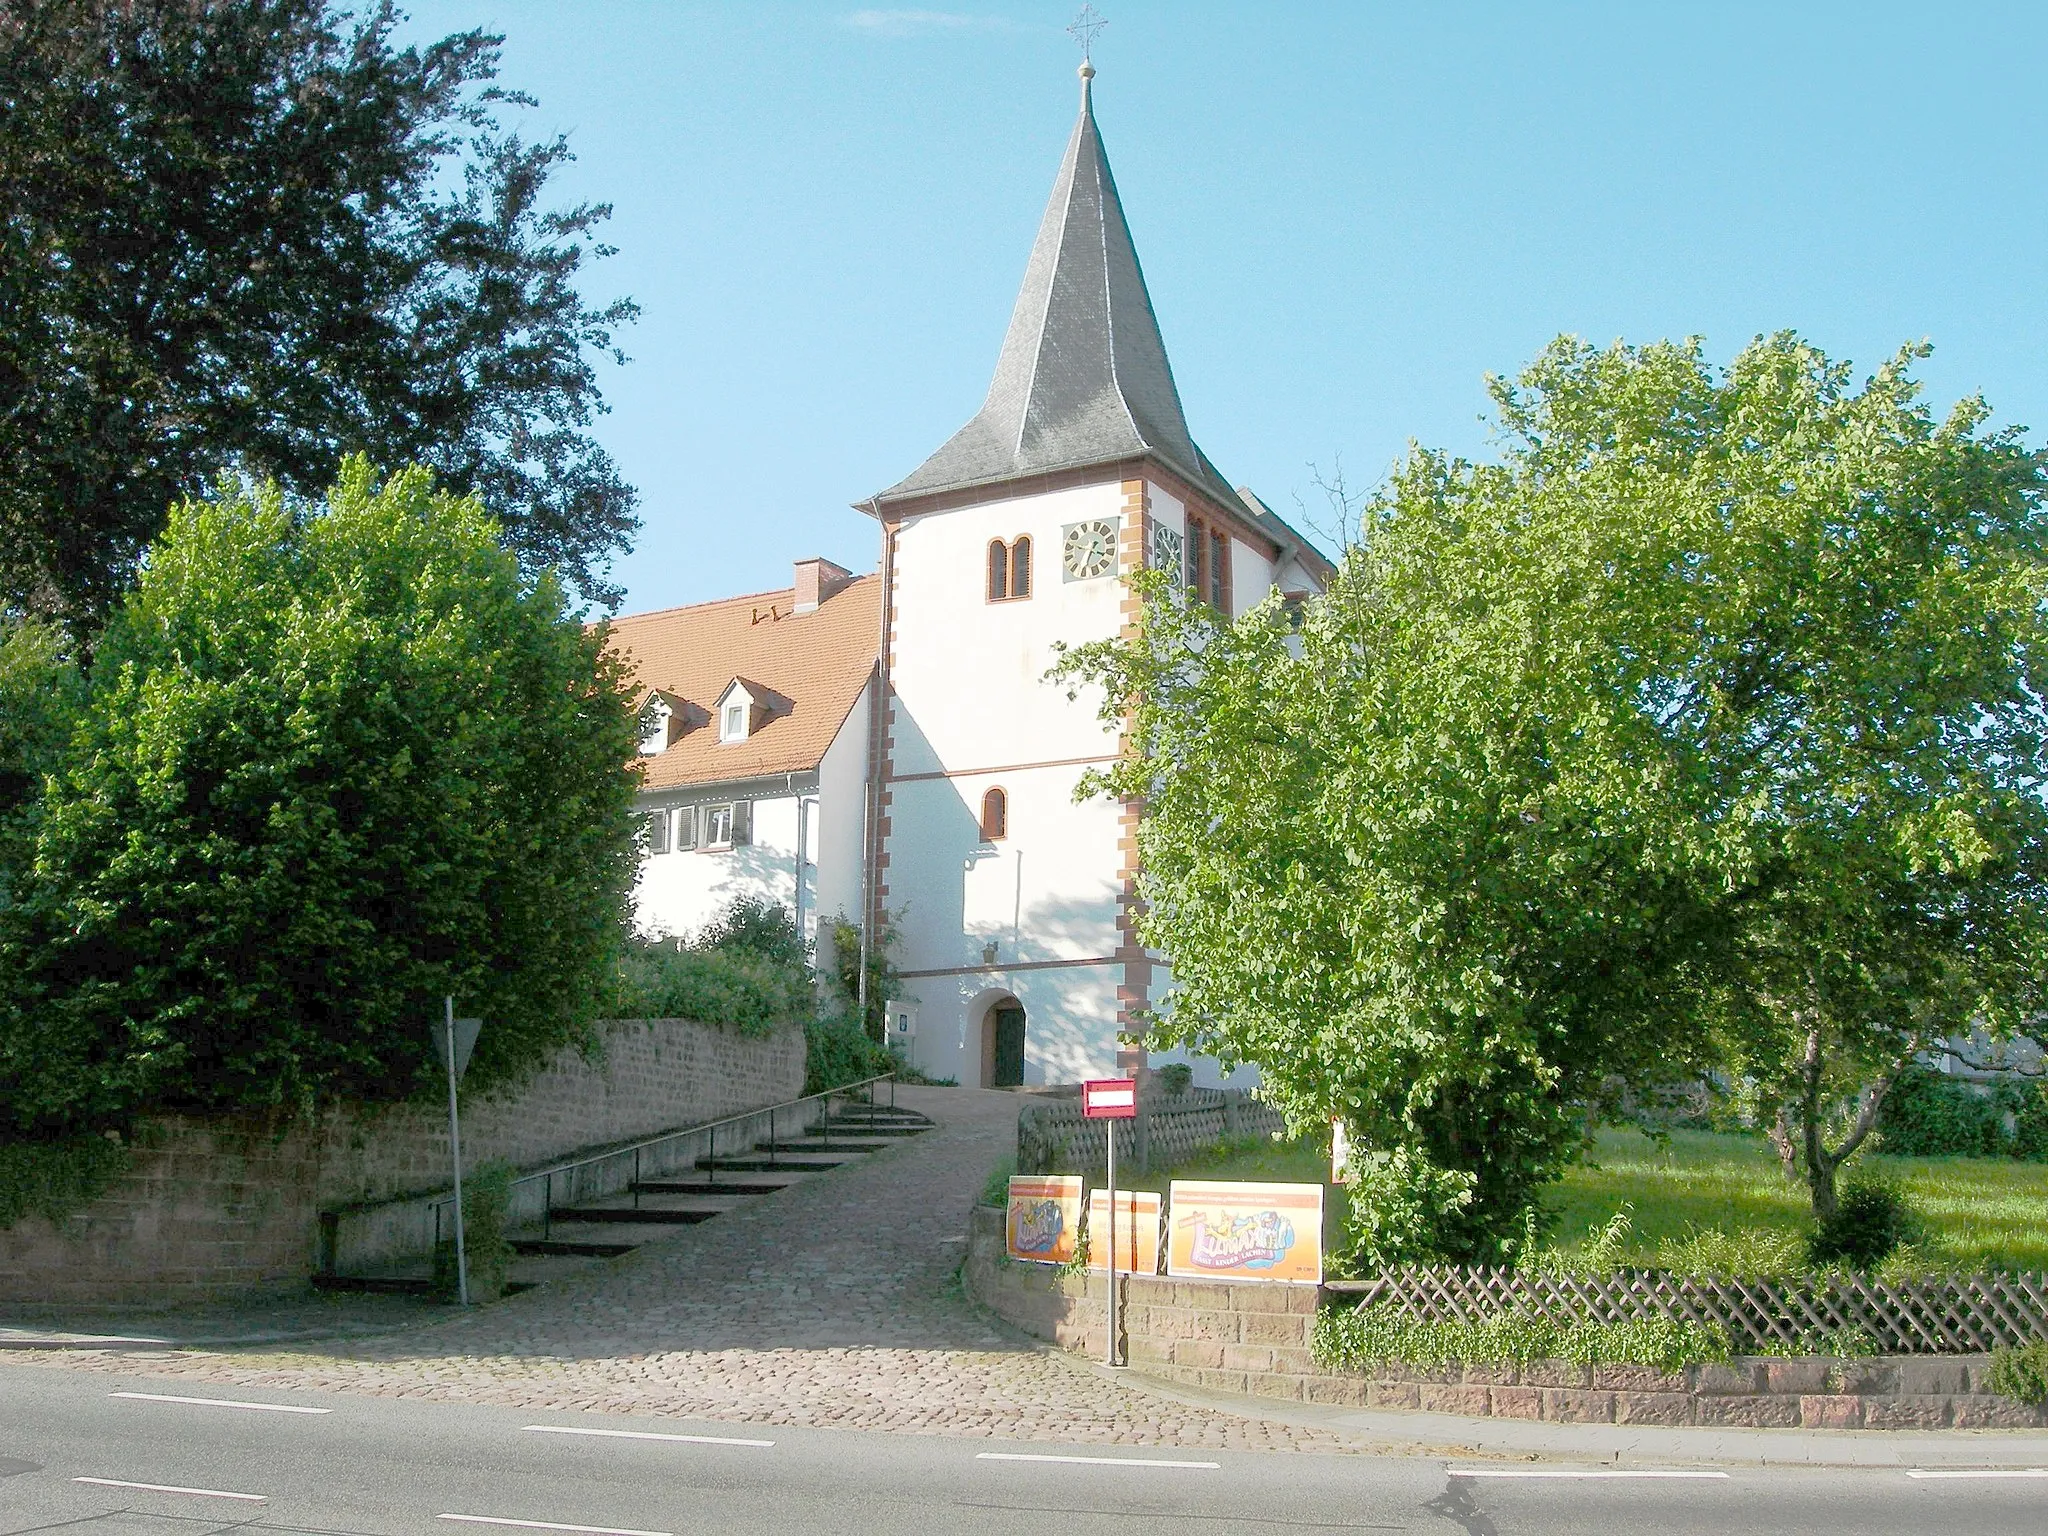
(1082, 1077, 1138, 1120)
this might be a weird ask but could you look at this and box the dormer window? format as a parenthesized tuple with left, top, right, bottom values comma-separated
(636, 690, 699, 754)
(712, 677, 785, 744)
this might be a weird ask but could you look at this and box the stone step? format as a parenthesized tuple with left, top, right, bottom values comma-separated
(699, 1153, 853, 1172)
(511, 1236, 637, 1258)
(548, 1203, 732, 1225)
(756, 1138, 895, 1153)
(633, 1178, 796, 1196)
(814, 1122, 928, 1138)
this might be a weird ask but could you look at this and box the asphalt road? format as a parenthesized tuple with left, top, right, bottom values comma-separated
(3, 1362, 2044, 1536)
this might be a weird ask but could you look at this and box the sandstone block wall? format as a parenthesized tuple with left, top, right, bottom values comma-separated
(0, 1018, 804, 1306)
(964, 1206, 2048, 1431)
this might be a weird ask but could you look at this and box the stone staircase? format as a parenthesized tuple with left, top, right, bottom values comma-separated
(318, 1101, 935, 1294)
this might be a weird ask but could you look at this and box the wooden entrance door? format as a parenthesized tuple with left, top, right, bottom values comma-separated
(990, 1004, 1026, 1087)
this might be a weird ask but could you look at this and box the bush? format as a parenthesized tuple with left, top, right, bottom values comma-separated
(697, 896, 808, 970)
(0, 1134, 131, 1230)
(434, 1158, 516, 1302)
(805, 1019, 894, 1096)
(1807, 1174, 1918, 1270)
(1156, 1063, 1193, 1097)
(0, 463, 639, 1137)
(1988, 1340, 2048, 1407)
(1878, 1067, 2008, 1158)
(610, 941, 809, 1038)
(1313, 1303, 1730, 1374)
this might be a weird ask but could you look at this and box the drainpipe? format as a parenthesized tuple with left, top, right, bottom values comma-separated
(858, 499, 893, 1035)
(787, 771, 804, 951)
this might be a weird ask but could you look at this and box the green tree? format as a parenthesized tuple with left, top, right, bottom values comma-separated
(1059, 333, 2048, 1259)
(0, 0, 637, 636)
(0, 617, 85, 894)
(0, 459, 640, 1136)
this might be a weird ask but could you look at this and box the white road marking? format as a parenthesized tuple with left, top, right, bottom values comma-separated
(439, 1517, 671, 1536)
(109, 1391, 329, 1414)
(976, 1452, 1222, 1469)
(1908, 1468, 2048, 1479)
(521, 1425, 772, 1448)
(74, 1477, 267, 1502)
(1449, 1467, 1730, 1480)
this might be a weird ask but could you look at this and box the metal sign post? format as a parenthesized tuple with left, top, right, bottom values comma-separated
(1083, 1076, 1138, 1368)
(431, 999, 483, 1306)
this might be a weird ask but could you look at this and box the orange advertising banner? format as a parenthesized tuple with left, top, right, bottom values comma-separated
(1086, 1187, 1163, 1274)
(1166, 1179, 1324, 1284)
(1005, 1174, 1083, 1264)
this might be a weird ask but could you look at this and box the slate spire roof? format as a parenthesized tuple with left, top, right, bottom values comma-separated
(876, 66, 1251, 518)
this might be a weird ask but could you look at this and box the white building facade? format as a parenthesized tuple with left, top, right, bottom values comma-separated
(617, 66, 1329, 1087)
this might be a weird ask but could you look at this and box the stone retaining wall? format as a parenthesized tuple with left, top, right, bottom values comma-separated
(0, 1018, 803, 1306)
(964, 1206, 2046, 1431)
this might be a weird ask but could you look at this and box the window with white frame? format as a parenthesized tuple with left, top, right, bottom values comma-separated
(704, 803, 734, 848)
(721, 702, 748, 742)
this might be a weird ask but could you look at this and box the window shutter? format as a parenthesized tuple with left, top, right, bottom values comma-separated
(639, 808, 668, 854)
(673, 805, 697, 850)
(732, 799, 753, 846)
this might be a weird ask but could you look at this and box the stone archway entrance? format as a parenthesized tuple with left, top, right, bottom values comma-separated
(980, 998, 1027, 1088)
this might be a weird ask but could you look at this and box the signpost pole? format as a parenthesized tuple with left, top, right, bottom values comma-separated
(1105, 1114, 1118, 1368)
(1083, 1077, 1137, 1369)
(444, 995, 469, 1307)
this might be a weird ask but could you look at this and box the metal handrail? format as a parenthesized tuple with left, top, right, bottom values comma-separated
(425, 1071, 901, 1244)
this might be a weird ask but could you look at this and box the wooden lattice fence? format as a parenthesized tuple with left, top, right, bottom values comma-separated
(1017, 1088, 1287, 1176)
(1331, 1267, 2048, 1354)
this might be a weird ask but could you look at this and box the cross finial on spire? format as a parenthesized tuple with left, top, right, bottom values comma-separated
(1067, 4, 1107, 66)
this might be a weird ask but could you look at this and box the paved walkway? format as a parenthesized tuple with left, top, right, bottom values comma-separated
(11, 1087, 1370, 1452)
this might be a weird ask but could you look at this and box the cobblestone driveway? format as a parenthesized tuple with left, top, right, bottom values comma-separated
(14, 1087, 1365, 1451)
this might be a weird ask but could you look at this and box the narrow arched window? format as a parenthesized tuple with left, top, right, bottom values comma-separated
(980, 786, 1008, 841)
(1010, 536, 1032, 598)
(987, 538, 1010, 601)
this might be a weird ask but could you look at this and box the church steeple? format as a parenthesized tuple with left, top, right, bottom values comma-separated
(875, 65, 1249, 516)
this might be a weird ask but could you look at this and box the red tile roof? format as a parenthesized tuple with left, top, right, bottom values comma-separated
(601, 575, 879, 790)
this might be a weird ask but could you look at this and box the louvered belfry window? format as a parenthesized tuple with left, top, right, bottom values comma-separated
(987, 537, 1033, 601)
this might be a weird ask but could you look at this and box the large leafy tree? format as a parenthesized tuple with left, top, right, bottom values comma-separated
(1061, 333, 2048, 1262)
(0, 460, 641, 1137)
(0, 0, 638, 635)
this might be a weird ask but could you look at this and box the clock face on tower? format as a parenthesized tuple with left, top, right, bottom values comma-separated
(1062, 519, 1118, 581)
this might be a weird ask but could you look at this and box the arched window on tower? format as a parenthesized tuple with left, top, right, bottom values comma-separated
(980, 786, 1008, 842)
(987, 536, 1033, 602)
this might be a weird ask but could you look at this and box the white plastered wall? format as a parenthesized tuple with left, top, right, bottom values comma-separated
(631, 790, 806, 942)
(884, 479, 1129, 1084)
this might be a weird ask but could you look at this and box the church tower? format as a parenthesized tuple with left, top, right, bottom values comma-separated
(864, 63, 1329, 1088)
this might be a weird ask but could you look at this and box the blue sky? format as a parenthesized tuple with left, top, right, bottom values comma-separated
(393, 2, 2048, 616)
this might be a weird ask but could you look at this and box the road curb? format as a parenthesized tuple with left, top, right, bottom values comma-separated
(1081, 1359, 2048, 1468)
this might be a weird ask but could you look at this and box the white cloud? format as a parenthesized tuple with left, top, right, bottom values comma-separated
(842, 9, 1020, 36)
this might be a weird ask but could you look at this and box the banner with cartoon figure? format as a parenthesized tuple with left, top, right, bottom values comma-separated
(1166, 1180, 1323, 1283)
(1005, 1174, 1083, 1264)
(1086, 1187, 1162, 1274)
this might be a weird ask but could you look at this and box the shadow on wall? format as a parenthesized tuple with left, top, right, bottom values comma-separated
(635, 839, 806, 942)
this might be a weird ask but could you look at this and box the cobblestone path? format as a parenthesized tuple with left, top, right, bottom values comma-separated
(14, 1087, 1366, 1451)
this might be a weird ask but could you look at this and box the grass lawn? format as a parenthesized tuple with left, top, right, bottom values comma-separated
(1056, 1126, 2048, 1275)
(1546, 1127, 2048, 1275)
